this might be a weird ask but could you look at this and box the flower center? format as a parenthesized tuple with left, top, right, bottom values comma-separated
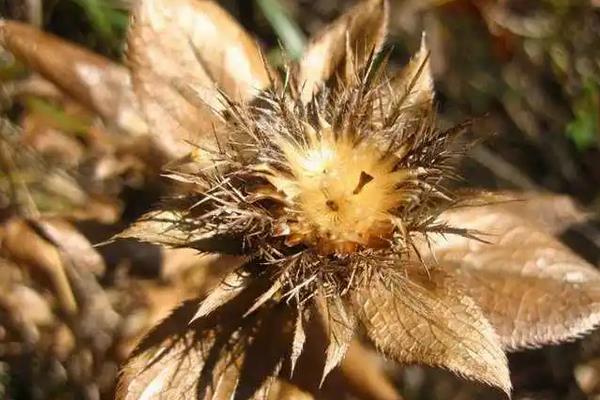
(268, 126, 410, 255)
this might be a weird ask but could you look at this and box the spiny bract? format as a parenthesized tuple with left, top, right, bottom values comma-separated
(116, 0, 600, 399)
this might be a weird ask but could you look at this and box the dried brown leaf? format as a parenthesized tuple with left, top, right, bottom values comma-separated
(245, 277, 283, 317)
(430, 203, 600, 350)
(352, 265, 511, 394)
(389, 34, 433, 112)
(314, 295, 356, 385)
(190, 269, 250, 323)
(454, 190, 591, 234)
(114, 210, 189, 246)
(290, 309, 307, 377)
(127, 0, 270, 157)
(0, 20, 147, 135)
(116, 284, 293, 400)
(297, 0, 387, 103)
(114, 209, 241, 254)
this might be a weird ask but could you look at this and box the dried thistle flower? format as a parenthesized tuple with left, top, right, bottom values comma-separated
(115, 0, 600, 398)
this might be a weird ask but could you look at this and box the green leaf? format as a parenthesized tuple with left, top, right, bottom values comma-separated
(566, 81, 599, 152)
(256, 0, 306, 60)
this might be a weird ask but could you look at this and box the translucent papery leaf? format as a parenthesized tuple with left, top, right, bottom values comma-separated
(190, 269, 251, 323)
(114, 209, 242, 254)
(297, 0, 387, 103)
(275, 310, 401, 400)
(0, 20, 147, 135)
(454, 190, 591, 235)
(430, 203, 600, 351)
(313, 294, 357, 385)
(116, 282, 294, 400)
(290, 308, 306, 377)
(127, 0, 271, 157)
(387, 34, 433, 113)
(352, 265, 511, 395)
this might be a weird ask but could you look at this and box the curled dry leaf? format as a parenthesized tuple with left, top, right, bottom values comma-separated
(0, 20, 147, 135)
(0, 268, 54, 329)
(297, 0, 387, 102)
(116, 286, 295, 400)
(429, 202, 600, 351)
(353, 265, 511, 394)
(127, 0, 271, 157)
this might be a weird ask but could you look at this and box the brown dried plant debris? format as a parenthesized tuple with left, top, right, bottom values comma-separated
(0, 214, 124, 398)
(0, 0, 274, 162)
(0, 126, 122, 223)
(0, 20, 147, 136)
(110, 0, 600, 399)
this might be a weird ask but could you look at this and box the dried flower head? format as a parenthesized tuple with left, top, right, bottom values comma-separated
(115, 0, 600, 399)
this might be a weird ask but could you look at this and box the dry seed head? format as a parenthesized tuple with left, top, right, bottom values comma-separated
(266, 120, 412, 254)
(115, 1, 600, 396)
(177, 59, 467, 302)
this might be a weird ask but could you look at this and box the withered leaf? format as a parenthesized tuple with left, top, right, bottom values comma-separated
(115, 209, 195, 247)
(297, 0, 387, 103)
(290, 309, 307, 377)
(127, 0, 271, 157)
(0, 20, 147, 135)
(190, 269, 251, 323)
(454, 190, 590, 234)
(313, 294, 356, 385)
(0, 262, 54, 328)
(114, 209, 242, 254)
(430, 203, 600, 351)
(116, 283, 294, 400)
(388, 34, 433, 113)
(353, 265, 511, 394)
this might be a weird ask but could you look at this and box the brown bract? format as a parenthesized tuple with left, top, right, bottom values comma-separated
(126, 0, 271, 158)
(109, 1, 600, 399)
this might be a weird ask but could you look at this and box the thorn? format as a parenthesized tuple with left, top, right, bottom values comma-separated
(318, 114, 331, 129)
(243, 279, 282, 317)
(301, 120, 318, 145)
(419, 31, 428, 53)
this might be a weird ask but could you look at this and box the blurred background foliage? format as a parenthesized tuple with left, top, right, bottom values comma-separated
(4, 0, 600, 200)
(0, 0, 599, 399)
